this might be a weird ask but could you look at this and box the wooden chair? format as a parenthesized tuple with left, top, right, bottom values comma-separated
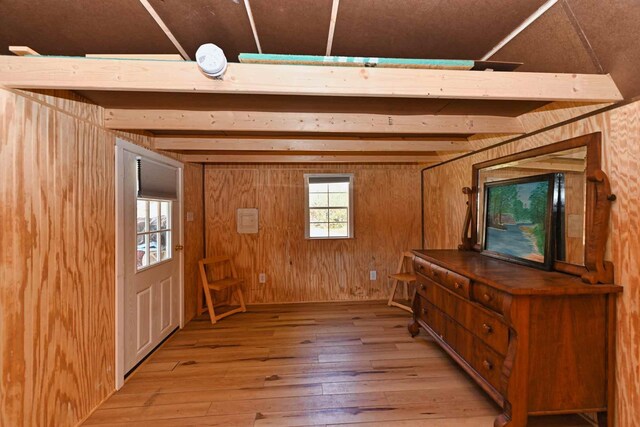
(198, 256, 247, 324)
(387, 251, 417, 313)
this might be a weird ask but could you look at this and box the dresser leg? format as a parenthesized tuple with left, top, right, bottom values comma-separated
(408, 320, 420, 337)
(494, 403, 527, 427)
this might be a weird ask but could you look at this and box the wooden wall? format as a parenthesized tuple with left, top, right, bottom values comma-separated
(0, 88, 204, 426)
(183, 163, 204, 322)
(204, 164, 422, 303)
(423, 100, 640, 426)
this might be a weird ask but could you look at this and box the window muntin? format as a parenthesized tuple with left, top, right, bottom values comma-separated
(305, 174, 353, 239)
(136, 199, 172, 270)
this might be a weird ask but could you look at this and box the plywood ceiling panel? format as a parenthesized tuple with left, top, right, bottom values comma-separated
(490, 3, 599, 74)
(331, 0, 548, 59)
(566, 0, 640, 99)
(0, 0, 176, 56)
(147, 0, 257, 62)
(249, 0, 333, 55)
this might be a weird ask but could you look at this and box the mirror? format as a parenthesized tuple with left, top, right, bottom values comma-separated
(466, 132, 614, 283)
(476, 146, 587, 266)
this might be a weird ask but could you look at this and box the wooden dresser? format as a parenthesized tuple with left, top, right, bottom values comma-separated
(409, 250, 622, 427)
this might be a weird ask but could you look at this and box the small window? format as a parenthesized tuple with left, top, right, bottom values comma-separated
(305, 174, 354, 239)
(136, 199, 172, 270)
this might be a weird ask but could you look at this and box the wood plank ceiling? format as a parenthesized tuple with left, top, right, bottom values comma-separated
(1, 0, 636, 165)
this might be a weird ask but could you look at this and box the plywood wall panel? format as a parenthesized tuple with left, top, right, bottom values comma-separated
(0, 87, 203, 426)
(183, 163, 204, 323)
(204, 164, 421, 304)
(423, 100, 640, 426)
(0, 89, 117, 426)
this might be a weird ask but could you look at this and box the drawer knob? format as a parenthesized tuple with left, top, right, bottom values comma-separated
(420, 284, 426, 291)
(483, 293, 492, 302)
(421, 307, 427, 315)
(482, 360, 493, 370)
(454, 282, 462, 289)
(482, 323, 493, 334)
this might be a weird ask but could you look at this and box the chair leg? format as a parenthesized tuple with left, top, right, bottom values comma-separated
(403, 281, 409, 300)
(202, 286, 217, 325)
(236, 287, 247, 312)
(387, 279, 399, 306)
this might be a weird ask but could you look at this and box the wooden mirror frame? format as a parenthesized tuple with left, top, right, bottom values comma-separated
(461, 132, 616, 284)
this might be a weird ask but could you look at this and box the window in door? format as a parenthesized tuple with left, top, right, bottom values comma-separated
(136, 199, 172, 270)
(304, 174, 354, 239)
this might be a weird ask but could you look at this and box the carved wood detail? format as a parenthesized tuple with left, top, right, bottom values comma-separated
(458, 186, 475, 251)
(583, 169, 616, 284)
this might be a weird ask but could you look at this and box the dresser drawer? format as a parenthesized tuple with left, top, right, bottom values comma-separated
(453, 323, 506, 393)
(415, 258, 470, 299)
(472, 283, 509, 315)
(417, 277, 509, 355)
(416, 296, 454, 342)
(414, 257, 434, 278)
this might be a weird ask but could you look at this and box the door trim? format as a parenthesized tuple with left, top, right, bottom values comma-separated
(115, 138, 184, 389)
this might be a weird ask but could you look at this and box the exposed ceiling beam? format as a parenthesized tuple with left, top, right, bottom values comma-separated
(0, 56, 623, 102)
(182, 154, 441, 164)
(105, 109, 525, 134)
(481, 0, 558, 60)
(243, 0, 263, 54)
(154, 136, 472, 152)
(496, 157, 586, 172)
(138, 0, 191, 60)
(325, 0, 340, 55)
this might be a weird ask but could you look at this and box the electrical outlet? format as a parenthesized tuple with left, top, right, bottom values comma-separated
(369, 270, 377, 281)
(259, 273, 267, 284)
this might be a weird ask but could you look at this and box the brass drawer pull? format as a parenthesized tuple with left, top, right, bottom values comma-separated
(421, 307, 427, 315)
(482, 360, 493, 370)
(482, 323, 493, 334)
(483, 293, 492, 302)
(454, 281, 462, 290)
(420, 284, 426, 291)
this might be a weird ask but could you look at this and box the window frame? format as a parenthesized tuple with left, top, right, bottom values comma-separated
(304, 173, 354, 240)
(135, 198, 173, 272)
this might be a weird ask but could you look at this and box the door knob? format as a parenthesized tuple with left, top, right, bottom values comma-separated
(174, 244, 184, 251)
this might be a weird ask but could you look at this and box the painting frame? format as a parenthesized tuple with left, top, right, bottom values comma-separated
(481, 173, 558, 270)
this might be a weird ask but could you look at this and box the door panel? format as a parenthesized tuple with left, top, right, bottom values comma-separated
(160, 277, 172, 333)
(136, 287, 152, 352)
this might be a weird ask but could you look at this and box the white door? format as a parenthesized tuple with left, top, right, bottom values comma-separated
(122, 149, 181, 372)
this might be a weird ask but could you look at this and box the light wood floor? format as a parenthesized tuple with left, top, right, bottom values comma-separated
(84, 302, 592, 426)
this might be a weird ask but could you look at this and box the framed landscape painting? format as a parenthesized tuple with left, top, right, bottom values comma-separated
(482, 174, 558, 270)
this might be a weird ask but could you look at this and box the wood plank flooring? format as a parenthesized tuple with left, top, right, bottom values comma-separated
(84, 302, 592, 426)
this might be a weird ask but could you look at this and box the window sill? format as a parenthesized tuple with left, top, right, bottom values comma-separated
(305, 236, 354, 240)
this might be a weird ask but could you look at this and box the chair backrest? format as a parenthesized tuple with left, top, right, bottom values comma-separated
(398, 251, 416, 274)
(198, 256, 238, 285)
